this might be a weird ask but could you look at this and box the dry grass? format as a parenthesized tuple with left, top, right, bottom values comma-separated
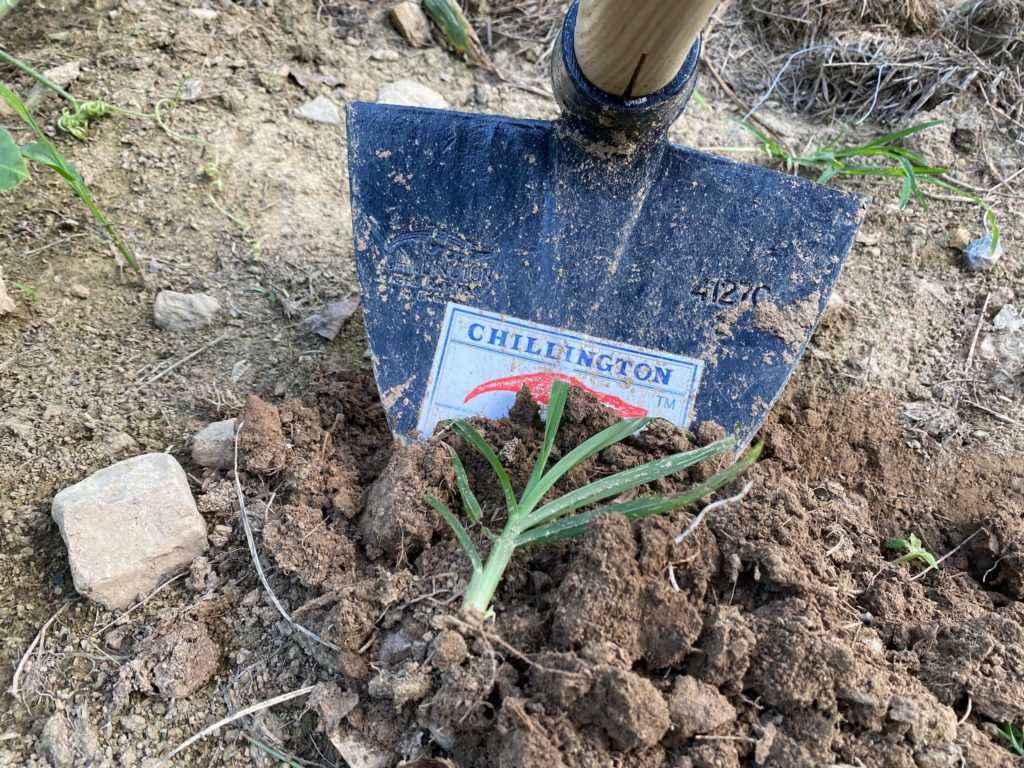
(471, 0, 1022, 127)
(706, 0, 1023, 125)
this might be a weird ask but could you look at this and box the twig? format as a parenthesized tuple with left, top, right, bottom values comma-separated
(966, 292, 990, 368)
(157, 685, 317, 765)
(135, 334, 226, 390)
(982, 556, 1004, 583)
(910, 528, 984, 581)
(675, 482, 753, 544)
(233, 422, 340, 652)
(964, 401, 1024, 428)
(443, 614, 589, 681)
(10, 602, 72, 702)
(92, 571, 188, 636)
(956, 694, 973, 727)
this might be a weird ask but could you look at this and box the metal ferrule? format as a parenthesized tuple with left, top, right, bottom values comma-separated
(552, 0, 701, 147)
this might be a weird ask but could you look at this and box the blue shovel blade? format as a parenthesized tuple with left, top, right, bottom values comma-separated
(347, 102, 865, 447)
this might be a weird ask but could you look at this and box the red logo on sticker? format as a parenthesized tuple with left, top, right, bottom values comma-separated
(464, 372, 648, 418)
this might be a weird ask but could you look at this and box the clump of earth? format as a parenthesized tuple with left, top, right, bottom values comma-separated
(227, 374, 1024, 767)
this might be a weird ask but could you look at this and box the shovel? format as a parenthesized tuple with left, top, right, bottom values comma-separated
(346, 0, 865, 447)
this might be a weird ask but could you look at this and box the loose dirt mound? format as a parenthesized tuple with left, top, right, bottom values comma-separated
(236, 376, 1024, 766)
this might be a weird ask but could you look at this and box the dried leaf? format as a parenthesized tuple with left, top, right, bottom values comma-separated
(303, 295, 360, 340)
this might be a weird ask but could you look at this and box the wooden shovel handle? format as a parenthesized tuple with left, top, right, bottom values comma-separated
(574, 0, 721, 98)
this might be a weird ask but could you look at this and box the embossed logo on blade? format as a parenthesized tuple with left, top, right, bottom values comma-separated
(416, 303, 705, 438)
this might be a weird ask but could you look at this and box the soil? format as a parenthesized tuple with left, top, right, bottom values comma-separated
(0, 1, 1022, 767)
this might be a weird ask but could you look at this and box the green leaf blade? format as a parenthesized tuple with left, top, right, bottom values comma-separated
(0, 126, 29, 190)
(450, 420, 518, 517)
(425, 494, 482, 572)
(517, 415, 658, 515)
(447, 446, 483, 524)
(518, 442, 762, 547)
(523, 379, 568, 501)
(522, 436, 735, 530)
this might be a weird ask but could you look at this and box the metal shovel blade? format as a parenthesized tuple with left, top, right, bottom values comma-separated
(346, 18, 864, 447)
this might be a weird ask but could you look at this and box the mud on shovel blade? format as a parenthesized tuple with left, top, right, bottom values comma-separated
(346, 0, 865, 448)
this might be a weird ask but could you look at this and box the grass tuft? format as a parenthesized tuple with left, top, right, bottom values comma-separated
(428, 380, 760, 619)
(736, 120, 1000, 255)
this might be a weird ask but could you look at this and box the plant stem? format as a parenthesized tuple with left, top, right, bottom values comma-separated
(0, 47, 77, 105)
(462, 525, 519, 619)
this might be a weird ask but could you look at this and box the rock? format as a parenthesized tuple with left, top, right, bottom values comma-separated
(665, 675, 737, 745)
(40, 707, 100, 768)
(962, 233, 1003, 271)
(949, 226, 972, 250)
(295, 95, 341, 125)
(51, 453, 208, 610)
(979, 330, 1024, 396)
(153, 290, 220, 331)
(191, 418, 236, 469)
(0, 267, 17, 316)
(377, 79, 448, 110)
(390, 1, 433, 47)
(189, 7, 218, 20)
(41, 712, 75, 768)
(993, 305, 1023, 332)
(69, 284, 90, 299)
(370, 48, 400, 61)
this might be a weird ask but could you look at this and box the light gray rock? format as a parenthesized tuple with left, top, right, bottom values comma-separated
(295, 95, 341, 125)
(377, 79, 448, 110)
(51, 453, 207, 610)
(191, 418, 236, 469)
(153, 290, 220, 331)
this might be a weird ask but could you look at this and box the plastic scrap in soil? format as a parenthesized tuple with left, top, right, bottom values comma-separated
(962, 232, 1003, 271)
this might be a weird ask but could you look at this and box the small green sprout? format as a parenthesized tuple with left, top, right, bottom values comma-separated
(426, 379, 761, 619)
(884, 533, 938, 569)
(999, 723, 1024, 756)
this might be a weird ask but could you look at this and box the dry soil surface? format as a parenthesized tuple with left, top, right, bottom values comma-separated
(0, 1, 1022, 767)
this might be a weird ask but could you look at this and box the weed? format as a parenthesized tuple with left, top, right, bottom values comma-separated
(0, 83, 141, 274)
(426, 379, 761, 619)
(0, 48, 155, 139)
(736, 120, 1000, 255)
(884, 533, 938, 569)
(1, 48, 259, 260)
(13, 281, 38, 301)
(1000, 723, 1024, 756)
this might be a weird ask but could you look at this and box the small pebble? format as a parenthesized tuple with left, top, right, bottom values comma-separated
(294, 95, 340, 126)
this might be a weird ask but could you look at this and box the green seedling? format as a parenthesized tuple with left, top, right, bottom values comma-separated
(0, 83, 141, 274)
(736, 120, 1000, 255)
(426, 379, 762, 619)
(999, 723, 1024, 756)
(883, 533, 938, 569)
(0, 48, 155, 139)
(2, 48, 258, 260)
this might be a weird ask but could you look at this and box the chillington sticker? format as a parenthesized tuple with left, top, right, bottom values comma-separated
(416, 303, 704, 437)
